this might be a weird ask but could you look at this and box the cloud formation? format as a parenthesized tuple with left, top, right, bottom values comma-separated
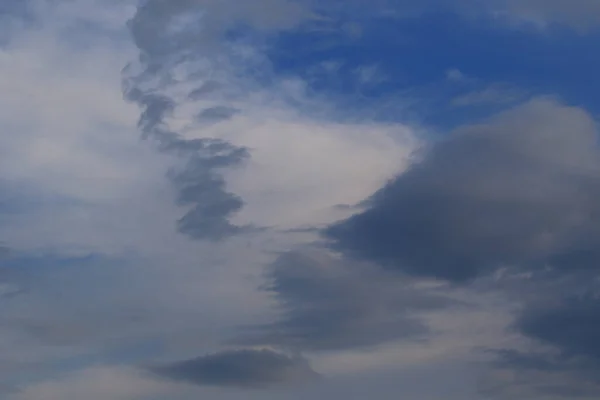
(122, 0, 282, 241)
(150, 349, 319, 388)
(326, 98, 600, 282)
(494, 0, 600, 30)
(239, 249, 453, 351)
(2, 0, 600, 399)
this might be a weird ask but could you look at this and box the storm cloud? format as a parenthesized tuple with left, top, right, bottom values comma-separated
(326, 98, 600, 282)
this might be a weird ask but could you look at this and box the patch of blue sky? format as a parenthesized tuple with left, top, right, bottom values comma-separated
(265, 10, 600, 128)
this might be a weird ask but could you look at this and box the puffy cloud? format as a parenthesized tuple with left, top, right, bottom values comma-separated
(326, 98, 600, 282)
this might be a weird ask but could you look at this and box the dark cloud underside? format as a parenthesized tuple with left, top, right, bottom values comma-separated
(238, 249, 453, 351)
(325, 98, 600, 282)
(150, 349, 318, 388)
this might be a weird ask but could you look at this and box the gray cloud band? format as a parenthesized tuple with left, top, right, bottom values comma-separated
(149, 349, 319, 388)
(122, 1, 256, 241)
(236, 249, 455, 351)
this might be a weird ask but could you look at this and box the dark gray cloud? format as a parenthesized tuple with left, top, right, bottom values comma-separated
(187, 81, 222, 100)
(238, 249, 454, 351)
(480, 274, 600, 398)
(149, 349, 318, 388)
(123, 85, 249, 241)
(325, 98, 600, 282)
(196, 106, 240, 124)
(123, 2, 255, 241)
(481, 347, 600, 399)
(516, 294, 600, 362)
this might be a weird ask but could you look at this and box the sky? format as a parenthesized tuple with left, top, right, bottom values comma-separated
(0, 0, 599, 399)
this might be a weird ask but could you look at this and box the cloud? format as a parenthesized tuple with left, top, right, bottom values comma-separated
(517, 294, 600, 362)
(493, 0, 600, 31)
(238, 249, 454, 351)
(478, 269, 600, 398)
(325, 98, 600, 282)
(150, 348, 319, 388)
(128, 0, 309, 54)
(8, 1, 594, 399)
(450, 83, 525, 107)
(0, 0, 175, 255)
(122, 0, 310, 241)
(122, 0, 420, 240)
(481, 347, 600, 399)
(123, 75, 250, 242)
(331, 0, 600, 31)
(7, 366, 169, 400)
(0, 0, 418, 379)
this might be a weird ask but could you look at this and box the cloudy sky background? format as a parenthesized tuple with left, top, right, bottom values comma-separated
(0, 0, 599, 399)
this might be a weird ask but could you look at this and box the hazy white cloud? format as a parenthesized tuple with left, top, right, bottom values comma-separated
(7, 366, 172, 400)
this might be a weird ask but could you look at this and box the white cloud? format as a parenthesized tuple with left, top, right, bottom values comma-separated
(0, 2, 531, 400)
(220, 107, 417, 229)
(0, 0, 174, 256)
(0, 0, 420, 377)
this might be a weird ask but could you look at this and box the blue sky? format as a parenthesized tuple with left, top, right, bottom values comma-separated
(267, 11, 600, 127)
(1, 1, 600, 399)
